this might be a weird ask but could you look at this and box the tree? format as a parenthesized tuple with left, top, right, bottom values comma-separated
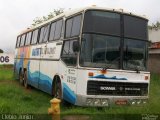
(0, 49, 4, 53)
(31, 8, 64, 27)
(148, 21, 160, 30)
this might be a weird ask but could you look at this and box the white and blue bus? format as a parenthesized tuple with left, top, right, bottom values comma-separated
(14, 6, 150, 107)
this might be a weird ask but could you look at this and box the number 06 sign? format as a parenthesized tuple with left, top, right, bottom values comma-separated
(0, 54, 14, 64)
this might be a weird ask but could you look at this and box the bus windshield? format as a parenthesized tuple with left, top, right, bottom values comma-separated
(80, 34, 120, 69)
(80, 10, 148, 71)
(123, 39, 147, 71)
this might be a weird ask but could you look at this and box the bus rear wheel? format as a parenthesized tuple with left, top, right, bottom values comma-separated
(19, 69, 24, 85)
(24, 70, 28, 88)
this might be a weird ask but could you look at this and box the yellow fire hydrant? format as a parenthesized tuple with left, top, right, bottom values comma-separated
(48, 98, 61, 120)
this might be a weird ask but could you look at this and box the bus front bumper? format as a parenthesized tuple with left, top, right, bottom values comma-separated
(75, 94, 149, 107)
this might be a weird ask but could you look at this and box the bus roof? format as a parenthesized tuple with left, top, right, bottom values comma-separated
(18, 6, 148, 36)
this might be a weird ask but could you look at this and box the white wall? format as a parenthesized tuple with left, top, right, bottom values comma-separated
(149, 29, 160, 42)
(0, 53, 14, 64)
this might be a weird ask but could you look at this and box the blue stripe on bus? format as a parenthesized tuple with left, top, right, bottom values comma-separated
(90, 74, 127, 80)
(63, 83, 76, 104)
(27, 71, 39, 87)
(27, 61, 52, 94)
(16, 60, 76, 104)
(38, 73, 52, 93)
(15, 57, 24, 72)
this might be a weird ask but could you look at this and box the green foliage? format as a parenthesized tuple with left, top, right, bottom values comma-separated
(148, 21, 160, 30)
(0, 66, 159, 120)
(0, 65, 14, 81)
(0, 49, 4, 53)
(31, 8, 64, 27)
(0, 82, 52, 114)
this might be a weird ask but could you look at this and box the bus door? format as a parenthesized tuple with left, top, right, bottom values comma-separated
(38, 43, 50, 93)
(27, 29, 40, 88)
(38, 24, 51, 93)
(28, 45, 41, 88)
(61, 39, 79, 101)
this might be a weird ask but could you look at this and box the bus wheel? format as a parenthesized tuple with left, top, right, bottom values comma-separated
(24, 70, 28, 89)
(19, 69, 24, 86)
(53, 80, 62, 99)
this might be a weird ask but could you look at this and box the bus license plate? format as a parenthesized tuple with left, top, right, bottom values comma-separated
(115, 100, 128, 105)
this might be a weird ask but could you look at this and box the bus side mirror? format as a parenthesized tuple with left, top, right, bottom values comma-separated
(72, 41, 80, 52)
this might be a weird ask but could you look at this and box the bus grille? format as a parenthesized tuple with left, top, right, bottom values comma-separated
(87, 81, 148, 96)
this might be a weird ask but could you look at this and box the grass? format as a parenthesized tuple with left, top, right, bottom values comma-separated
(0, 67, 14, 81)
(0, 65, 52, 119)
(0, 65, 52, 113)
(0, 65, 160, 120)
(0, 82, 52, 114)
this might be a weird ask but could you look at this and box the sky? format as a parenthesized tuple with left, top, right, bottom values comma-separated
(0, 0, 160, 53)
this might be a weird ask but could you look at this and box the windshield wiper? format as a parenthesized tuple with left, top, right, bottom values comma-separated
(135, 66, 141, 73)
(126, 64, 141, 73)
(101, 56, 120, 71)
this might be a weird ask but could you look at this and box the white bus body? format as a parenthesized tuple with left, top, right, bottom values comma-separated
(14, 6, 150, 107)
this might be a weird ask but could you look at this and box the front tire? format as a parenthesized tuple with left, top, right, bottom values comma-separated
(53, 80, 62, 99)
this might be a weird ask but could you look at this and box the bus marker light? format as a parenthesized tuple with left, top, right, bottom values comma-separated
(145, 76, 149, 80)
(100, 69, 107, 74)
(88, 72, 94, 77)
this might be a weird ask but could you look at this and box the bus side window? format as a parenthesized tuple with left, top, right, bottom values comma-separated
(39, 25, 50, 43)
(54, 19, 63, 40)
(61, 39, 78, 66)
(49, 19, 63, 41)
(25, 32, 32, 46)
(20, 34, 26, 47)
(43, 24, 50, 42)
(16, 36, 21, 48)
(49, 22, 56, 41)
(31, 29, 39, 45)
(65, 14, 82, 38)
(39, 26, 45, 43)
(71, 15, 82, 37)
(65, 18, 73, 38)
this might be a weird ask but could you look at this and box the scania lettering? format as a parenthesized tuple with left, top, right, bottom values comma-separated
(100, 86, 116, 91)
(14, 6, 150, 107)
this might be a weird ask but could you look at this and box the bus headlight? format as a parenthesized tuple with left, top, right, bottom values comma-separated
(131, 100, 136, 105)
(86, 98, 109, 106)
(131, 99, 148, 105)
(142, 99, 147, 104)
(137, 100, 141, 104)
(101, 99, 109, 106)
(94, 99, 101, 106)
(86, 98, 94, 106)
